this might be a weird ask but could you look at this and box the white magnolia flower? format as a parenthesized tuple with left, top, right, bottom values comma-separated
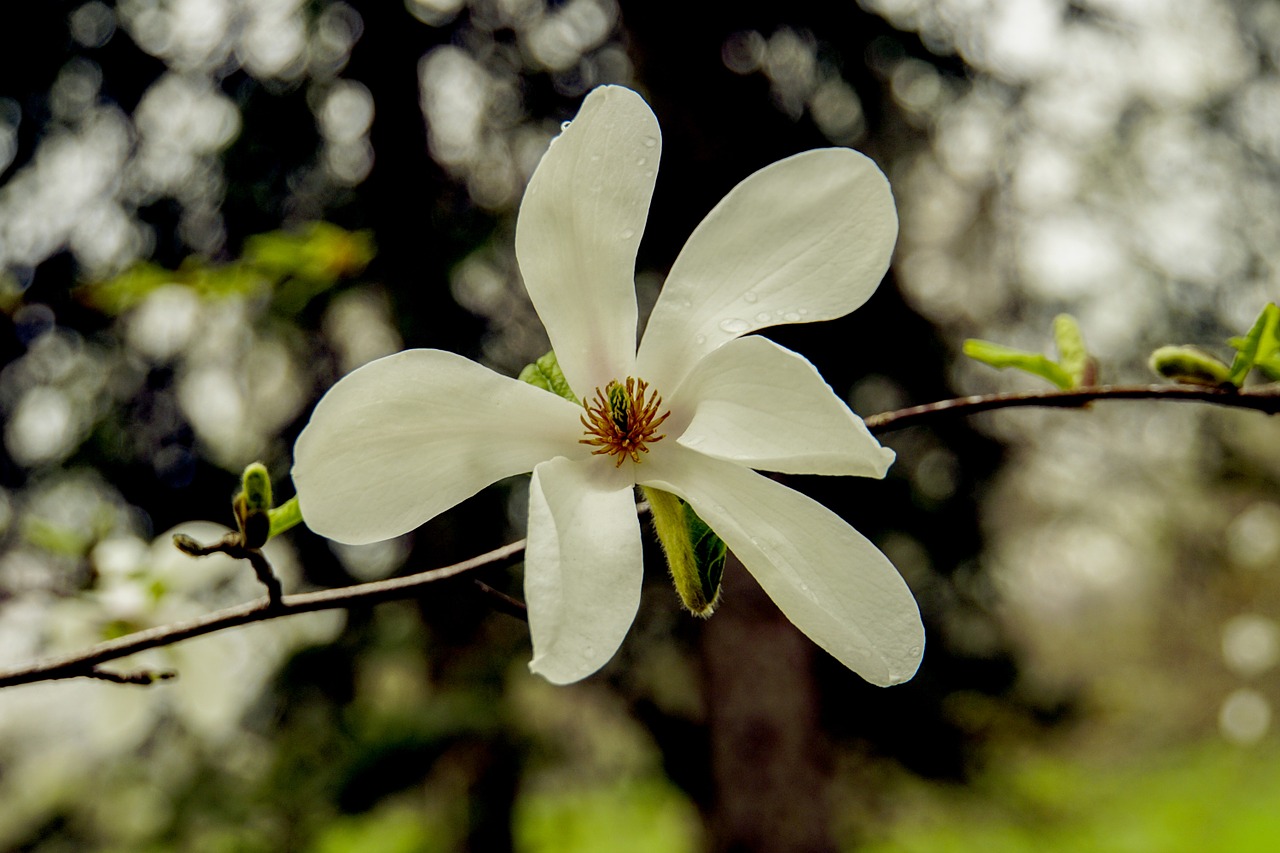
(293, 85, 924, 686)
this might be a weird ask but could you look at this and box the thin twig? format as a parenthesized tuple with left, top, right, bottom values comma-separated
(0, 538, 528, 689)
(2, 384, 1276, 690)
(863, 384, 1280, 434)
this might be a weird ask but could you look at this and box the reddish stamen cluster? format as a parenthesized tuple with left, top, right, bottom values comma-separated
(580, 377, 671, 466)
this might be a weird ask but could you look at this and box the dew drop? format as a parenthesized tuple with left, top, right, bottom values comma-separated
(560, 120, 572, 131)
(783, 312, 801, 322)
(643, 136, 657, 147)
(694, 334, 707, 345)
(636, 157, 647, 166)
(909, 645, 922, 658)
(718, 317, 749, 334)
(755, 312, 771, 322)
(620, 228, 636, 239)
(798, 308, 809, 315)
(743, 291, 758, 303)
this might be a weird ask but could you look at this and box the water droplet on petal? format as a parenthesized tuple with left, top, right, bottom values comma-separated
(743, 291, 758, 303)
(718, 318, 749, 334)
(636, 157, 647, 166)
(694, 334, 706, 345)
(643, 136, 657, 147)
(798, 308, 809, 315)
(783, 312, 801, 322)
(755, 312, 771, 322)
(909, 645, 922, 658)
(560, 120, 572, 131)
(620, 228, 636, 239)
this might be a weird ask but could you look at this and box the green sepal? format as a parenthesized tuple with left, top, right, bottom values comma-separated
(1052, 314, 1095, 387)
(1148, 345, 1232, 386)
(685, 502, 727, 613)
(518, 350, 579, 403)
(962, 339, 1074, 389)
(1226, 303, 1280, 385)
(641, 486, 724, 617)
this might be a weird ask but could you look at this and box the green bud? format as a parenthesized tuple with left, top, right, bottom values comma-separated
(234, 462, 273, 549)
(642, 486, 724, 617)
(241, 462, 273, 512)
(1148, 345, 1232, 386)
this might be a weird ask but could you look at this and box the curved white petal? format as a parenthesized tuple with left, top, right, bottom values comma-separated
(636, 148, 898, 392)
(669, 335, 894, 477)
(515, 86, 660, 396)
(525, 456, 643, 684)
(641, 447, 923, 686)
(292, 350, 583, 545)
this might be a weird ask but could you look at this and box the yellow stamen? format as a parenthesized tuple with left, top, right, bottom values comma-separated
(580, 377, 671, 466)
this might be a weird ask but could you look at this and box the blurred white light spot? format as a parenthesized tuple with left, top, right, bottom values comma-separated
(420, 46, 490, 169)
(1227, 502, 1280, 570)
(914, 446, 959, 501)
(239, 0, 307, 79)
(70, 1, 117, 48)
(407, 0, 466, 26)
(5, 386, 75, 466)
(1020, 214, 1125, 298)
(1222, 615, 1280, 679)
(322, 287, 403, 374)
(808, 79, 865, 144)
(330, 535, 411, 581)
(1219, 688, 1271, 745)
(526, 0, 615, 73)
(125, 284, 201, 361)
(178, 366, 244, 455)
(722, 31, 766, 75)
(319, 80, 374, 144)
(891, 59, 944, 114)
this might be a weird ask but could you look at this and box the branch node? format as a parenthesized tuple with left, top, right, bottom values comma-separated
(89, 666, 177, 686)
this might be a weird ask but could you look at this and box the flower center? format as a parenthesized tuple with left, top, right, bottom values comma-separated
(579, 377, 671, 466)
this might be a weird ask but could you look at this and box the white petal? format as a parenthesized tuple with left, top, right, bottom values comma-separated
(515, 86, 660, 396)
(292, 349, 583, 545)
(525, 456, 643, 684)
(670, 335, 894, 477)
(641, 447, 923, 686)
(636, 148, 897, 393)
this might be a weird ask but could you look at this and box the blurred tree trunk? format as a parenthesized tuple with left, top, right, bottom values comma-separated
(700, 554, 838, 853)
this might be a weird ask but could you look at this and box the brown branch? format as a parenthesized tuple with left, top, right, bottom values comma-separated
(2, 384, 1275, 690)
(0, 538, 528, 689)
(863, 384, 1280, 434)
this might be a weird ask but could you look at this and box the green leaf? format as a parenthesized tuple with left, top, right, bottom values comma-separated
(1227, 303, 1280, 385)
(1148, 345, 1232, 386)
(268, 496, 303, 540)
(1052, 314, 1094, 387)
(517, 350, 579, 403)
(963, 339, 1074, 389)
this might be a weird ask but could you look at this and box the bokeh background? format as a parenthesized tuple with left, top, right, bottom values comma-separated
(1, 1, 1279, 850)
